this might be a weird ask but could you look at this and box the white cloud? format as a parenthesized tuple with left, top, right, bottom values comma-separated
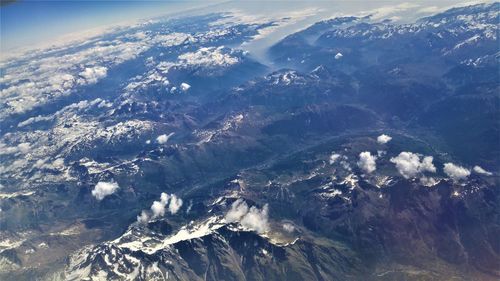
(377, 134, 392, 144)
(92, 181, 119, 200)
(329, 153, 341, 164)
(1, 13, 283, 122)
(156, 132, 174, 144)
(224, 199, 270, 234)
(0, 145, 19, 155)
(364, 2, 420, 20)
(390, 152, 436, 179)
(34, 159, 46, 169)
(357, 151, 377, 174)
(416, 6, 441, 14)
(151, 201, 167, 218)
(180, 83, 191, 92)
(178, 46, 240, 68)
(241, 204, 269, 234)
(146, 192, 183, 220)
(282, 223, 295, 233)
(473, 165, 492, 176)
(0, 30, 189, 121)
(186, 200, 193, 214)
(137, 210, 150, 224)
(52, 158, 65, 170)
(17, 115, 54, 128)
(160, 192, 170, 203)
(151, 192, 170, 218)
(443, 163, 470, 181)
(420, 176, 437, 187)
(416, 1, 485, 15)
(78, 66, 108, 85)
(225, 199, 249, 223)
(152, 32, 192, 48)
(0, 142, 31, 155)
(16, 142, 31, 154)
(168, 194, 183, 214)
(421, 156, 436, 173)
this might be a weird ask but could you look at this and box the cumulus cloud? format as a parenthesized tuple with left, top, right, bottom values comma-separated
(329, 153, 341, 164)
(180, 82, 191, 92)
(52, 158, 65, 169)
(92, 181, 119, 200)
(225, 199, 249, 223)
(78, 66, 108, 85)
(151, 200, 167, 218)
(443, 163, 470, 181)
(357, 151, 377, 174)
(241, 205, 270, 234)
(225, 199, 270, 234)
(151, 192, 173, 218)
(139, 192, 183, 222)
(473, 165, 492, 176)
(377, 134, 392, 144)
(151, 192, 178, 218)
(137, 210, 150, 224)
(0, 29, 178, 120)
(420, 176, 437, 187)
(390, 152, 436, 179)
(0, 142, 31, 155)
(17, 142, 31, 154)
(156, 132, 174, 144)
(168, 194, 183, 214)
(178, 46, 240, 68)
(0, 145, 18, 155)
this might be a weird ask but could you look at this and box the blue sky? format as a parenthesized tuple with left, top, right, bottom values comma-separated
(0, 1, 219, 52)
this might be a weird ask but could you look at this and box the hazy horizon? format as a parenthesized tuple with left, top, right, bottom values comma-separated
(1, 0, 489, 60)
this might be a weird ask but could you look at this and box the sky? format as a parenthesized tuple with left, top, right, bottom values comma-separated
(0, 0, 489, 58)
(0, 1, 221, 53)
